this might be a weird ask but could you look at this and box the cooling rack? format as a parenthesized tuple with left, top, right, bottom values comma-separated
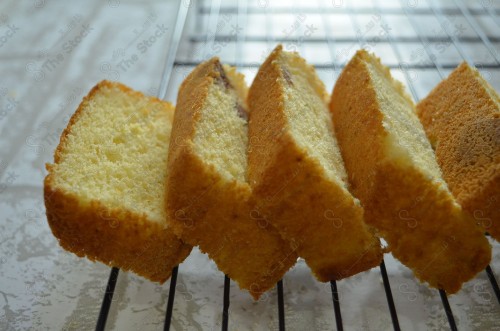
(88, 0, 500, 330)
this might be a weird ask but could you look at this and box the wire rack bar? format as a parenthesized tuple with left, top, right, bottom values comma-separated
(330, 281, 343, 331)
(379, 261, 401, 331)
(453, 0, 500, 64)
(264, 0, 275, 46)
(194, 0, 203, 33)
(172, 61, 500, 69)
(95, 267, 119, 331)
(291, 0, 304, 53)
(157, 1, 190, 100)
(345, 1, 365, 48)
(198, 7, 500, 16)
(221, 275, 231, 331)
(235, 0, 248, 69)
(428, 0, 473, 64)
(277, 280, 285, 331)
(485, 265, 500, 305)
(400, 0, 445, 79)
(319, 0, 340, 79)
(189, 36, 500, 44)
(203, 0, 222, 60)
(483, 2, 500, 29)
(373, 0, 418, 100)
(163, 266, 179, 331)
(439, 289, 458, 331)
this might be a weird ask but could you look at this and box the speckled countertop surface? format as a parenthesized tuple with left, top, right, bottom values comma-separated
(1, 0, 499, 330)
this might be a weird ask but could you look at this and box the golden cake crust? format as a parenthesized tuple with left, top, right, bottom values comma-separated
(248, 46, 383, 282)
(417, 63, 500, 240)
(330, 50, 491, 293)
(44, 81, 192, 283)
(166, 59, 297, 299)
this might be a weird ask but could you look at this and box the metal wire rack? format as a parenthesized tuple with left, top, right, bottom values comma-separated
(94, 0, 499, 330)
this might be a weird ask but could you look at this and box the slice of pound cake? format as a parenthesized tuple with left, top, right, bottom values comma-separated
(247, 45, 383, 282)
(44, 81, 192, 282)
(417, 63, 499, 241)
(166, 58, 297, 299)
(330, 50, 491, 293)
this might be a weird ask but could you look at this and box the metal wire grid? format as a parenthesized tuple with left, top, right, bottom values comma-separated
(93, 1, 499, 330)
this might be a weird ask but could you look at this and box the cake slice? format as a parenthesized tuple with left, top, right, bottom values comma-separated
(417, 63, 499, 241)
(44, 81, 192, 282)
(247, 45, 383, 282)
(166, 58, 298, 299)
(330, 50, 491, 293)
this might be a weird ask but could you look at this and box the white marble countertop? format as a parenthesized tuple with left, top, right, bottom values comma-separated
(1, 0, 499, 330)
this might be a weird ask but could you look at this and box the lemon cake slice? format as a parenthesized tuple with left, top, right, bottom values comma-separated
(417, 63, 499, 241)
(247, 45, 383, 282)
(166, 58, 297, 299)
(44, 81, 192, 282)
(330, 50, 491, 293)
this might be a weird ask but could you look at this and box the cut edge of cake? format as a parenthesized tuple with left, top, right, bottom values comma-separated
(45, 80, 192, 283)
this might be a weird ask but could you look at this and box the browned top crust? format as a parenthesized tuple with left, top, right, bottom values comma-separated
(417, 63, 500, 239)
